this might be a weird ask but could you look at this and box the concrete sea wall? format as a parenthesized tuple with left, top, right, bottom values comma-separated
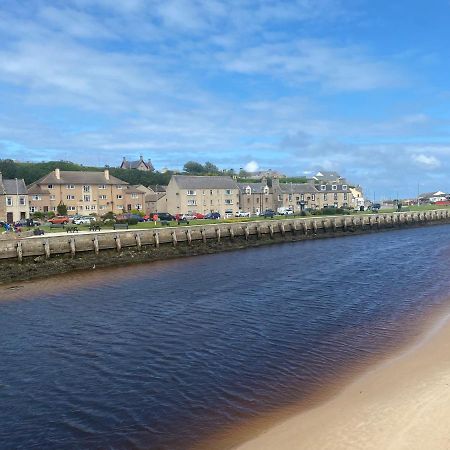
(1, 210, 449, 284)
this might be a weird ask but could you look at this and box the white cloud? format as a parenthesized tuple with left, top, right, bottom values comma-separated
(412, 154, 441, 168)
(244, 161, 260, 172)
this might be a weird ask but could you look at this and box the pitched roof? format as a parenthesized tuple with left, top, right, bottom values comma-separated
(237, 182, 269, 194)
(1, 178, 27, 195)
(172, 175, 239, 190)
(121, 157, 154, 171)
(35, 170, 127, 186)
(27, 183, 50, 195)
(279, 183, 318, 193)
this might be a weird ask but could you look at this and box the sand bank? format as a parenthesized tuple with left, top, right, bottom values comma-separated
(234, 312, 450, 450)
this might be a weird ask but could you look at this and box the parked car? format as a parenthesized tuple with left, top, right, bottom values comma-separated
(115, 213, 144, 222)
(277, 207, 293, 215)
(15, 218, 41, 227)
(73, 216, 95, 225)
(204, 212, 221, 220)
(157, 213, 175, 221)
(235, 211, 251, 217)
(176, 213, 196, 221)
(48, 216, 70, 224)
(193, 213, 204, 219)
(261, 209, 275, 218)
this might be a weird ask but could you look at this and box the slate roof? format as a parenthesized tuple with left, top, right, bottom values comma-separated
(237, 182, 269, 194)
(35, 171, 127, 186)
(1, 178, 27, 195)
(278, 183, 318, 193)
(27, 183, 50, 195)
(172, 175, 239, 190)
(121, 157, 154, 171)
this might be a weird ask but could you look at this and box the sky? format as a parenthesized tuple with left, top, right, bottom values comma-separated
(1, 0, 450, 198)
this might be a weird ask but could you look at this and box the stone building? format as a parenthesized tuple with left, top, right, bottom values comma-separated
(272, 178, 353, 212)
(28, 168, 144, 215)
(120, 155, 154, 172)
(238, 179, 274, 215)
(0, 172, 29, 223)
(166, 175, 240, 216)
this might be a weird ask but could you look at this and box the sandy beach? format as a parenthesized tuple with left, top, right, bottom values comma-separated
(234, 311, 450, 450)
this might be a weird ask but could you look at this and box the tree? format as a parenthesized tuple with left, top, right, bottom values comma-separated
(183, 161, 205, 174)
(57, 202, 68, 216)
(204, 161, 220, 174)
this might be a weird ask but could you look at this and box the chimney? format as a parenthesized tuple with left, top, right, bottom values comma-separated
(55, 168, 61, 180)
(272, 177, 280, 190)
(123, 156, 126, 162)
(140, 154, 143, 161)
(104, 168, 110, 180)
(261, 176, 268, 186)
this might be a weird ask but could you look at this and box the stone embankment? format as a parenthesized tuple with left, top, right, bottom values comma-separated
(1, 210, 449, 284)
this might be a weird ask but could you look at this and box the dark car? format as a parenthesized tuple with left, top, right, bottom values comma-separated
(204, 212, 221, 220)
(262, 209, 275, 218)
(157, 213, 175, 221)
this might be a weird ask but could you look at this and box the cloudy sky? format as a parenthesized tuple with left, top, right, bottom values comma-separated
(1, 0, 449, 198)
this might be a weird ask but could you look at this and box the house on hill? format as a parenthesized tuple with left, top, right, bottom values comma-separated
(120, 156, 154, 172)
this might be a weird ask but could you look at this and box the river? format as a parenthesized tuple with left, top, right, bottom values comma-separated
(1, 225, 450, 449)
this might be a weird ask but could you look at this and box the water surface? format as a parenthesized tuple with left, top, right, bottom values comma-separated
(1, 225, 450, 449)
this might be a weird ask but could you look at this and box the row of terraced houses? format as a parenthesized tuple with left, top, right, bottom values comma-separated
(1, 168, 364, 223)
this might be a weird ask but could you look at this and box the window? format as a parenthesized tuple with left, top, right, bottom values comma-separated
(245, 187, 251, 195)
(263, 187, 269, 195)
(83, 185, 91, 193)
(323, 194, 328, 201)
(117, 185, 123, 190)
(320, 185, 326, 191)
(67, 206, 76, 211)
(66, 184, 75, 189)
(288, 194, 292, 201)
(30, 206, 37, 213)
(91, 205, 96, 210)
(98, 184, 106, 190)
(131, 193, 138, 199)
(342, 185, 348, 190)
(332, 185, 337, 191)
(19, 196, 26, 205)
(225, 189, 232, 195)
(51, 206, 57, 211)
(85, 205, 90, 210)
(116, 194, 123, 199)
(344, 193, 348, 200)
(225, 199, 233, 205)
(66, 195, 75, 200)
(311, 194, 315, 201)
(99, 205, 106, 210)
(301, 194, 304, 201)
(117, 205, 124, 209)
(50, 194, 56, 200)
(135, 204, 142, 210)
(187, 190, 196, 196)
(99, 195, 107, 200)
(210, 190, 213, 195)
(6, 197, 13, 206)
(334, 193, 338, 200)
(278, 194, 282, 201)
(48, 184, 53, 189)
(84, 195, 91, 202)
(32, 195, 41, 201)
(187, 200, 197, 206)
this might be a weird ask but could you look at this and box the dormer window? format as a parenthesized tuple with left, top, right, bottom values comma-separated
(263, 187, 269, 195)
(320, 185, 326, 191)
(245, 186, 251, 195)
(342, 185, 348, 190)
(332, 185, 337, 191)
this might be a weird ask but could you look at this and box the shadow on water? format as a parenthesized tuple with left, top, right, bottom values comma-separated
(1, 225, 450, 449)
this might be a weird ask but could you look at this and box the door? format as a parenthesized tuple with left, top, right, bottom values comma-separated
(6, 212, 13, 223)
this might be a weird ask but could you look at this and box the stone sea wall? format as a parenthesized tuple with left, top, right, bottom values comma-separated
(1, 210, 449, 284)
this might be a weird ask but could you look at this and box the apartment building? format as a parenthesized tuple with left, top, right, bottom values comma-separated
(27, 168, 138, 215)
(0, 172, 29, 223)
(166, 175, 240, 216)
(238, 179, 275, 214)
(272, 179, 353, 212)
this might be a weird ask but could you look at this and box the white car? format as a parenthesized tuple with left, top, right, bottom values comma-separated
(235, 211, 251, 217)
(73, 216, 95, 225)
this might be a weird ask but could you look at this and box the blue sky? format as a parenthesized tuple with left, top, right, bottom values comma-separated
(1, 0, 450, 198)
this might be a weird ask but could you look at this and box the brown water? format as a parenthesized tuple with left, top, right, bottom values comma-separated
(1, 225, 450, 449)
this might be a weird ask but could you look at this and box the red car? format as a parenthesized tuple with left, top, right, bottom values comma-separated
(48, 216, 69, 224)
(193, 213, 204, 219)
